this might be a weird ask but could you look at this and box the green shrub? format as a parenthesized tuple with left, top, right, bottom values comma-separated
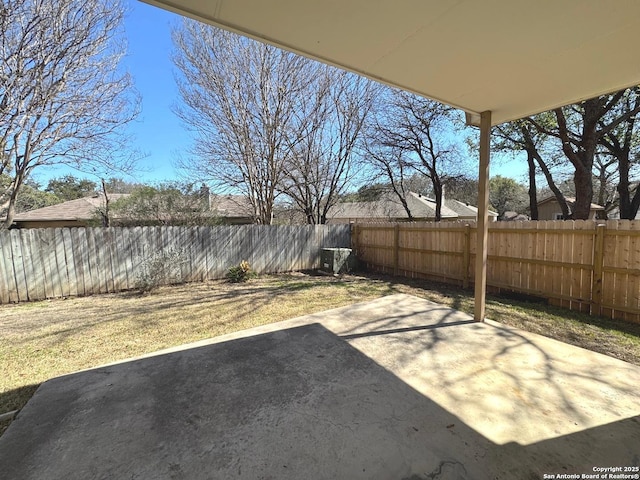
(226, 260, 253, 283)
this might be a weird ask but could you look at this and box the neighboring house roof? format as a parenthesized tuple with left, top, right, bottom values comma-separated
(12, 194, 129, 222)
(12, 193, 256, 226)
(405, 192, 458, 218)
(444, 199, 498, 219)
(209, 194, 254, 219)
(328, 192, 482, 221)
(328, 199, 410, 220)
(537, 196, 604, 211)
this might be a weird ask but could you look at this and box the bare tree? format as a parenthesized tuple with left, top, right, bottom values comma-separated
(494, 116, 572, 220)
(0, 0, 139, 227)
(281, 70, 376, 224)
(173, 21, 316, 225)
(364, 88, 465, 221)
(592, 154, 619, 218)
(99, 178, 111, 227)
(599, 87, 640, 219)
(363, 139, 416, 219)
(527, 89, 640, 219)
(108, 182, 216, 227)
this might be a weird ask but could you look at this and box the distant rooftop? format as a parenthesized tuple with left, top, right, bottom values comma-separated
(328, 192, 496, 221)
(12, 194, 129, 222)
(537, 196, 604, 211)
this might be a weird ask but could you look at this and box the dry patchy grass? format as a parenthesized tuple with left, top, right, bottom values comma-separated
(1, 271, 639, 436)
(0, 273, 391, 430)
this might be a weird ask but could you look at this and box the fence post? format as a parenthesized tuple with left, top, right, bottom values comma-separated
(463, 224, 471, 289)
(393, 224, 400, 276)
(351, 223, 358, 251)
(592, 223, 606, 316)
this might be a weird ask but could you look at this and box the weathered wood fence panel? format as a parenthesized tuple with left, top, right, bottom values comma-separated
(0, 225, 350, 304)
(353, 220, 640, 323)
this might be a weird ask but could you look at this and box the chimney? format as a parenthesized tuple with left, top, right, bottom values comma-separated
(199, 184, 211, 210)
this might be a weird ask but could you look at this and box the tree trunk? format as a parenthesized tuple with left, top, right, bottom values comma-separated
(432, 178, 443, 222)
(596, 165, 609, 220)
(534, 152, 570, 219)
(572, 165, 593, 219)
(2, 175, 24, 228)
(3, 198, 16, 229)
(390, 188, 413, 220)
(526, 150, 538, 220)
(631, 187, 640, 219)
(101, 179, 111, 227)
(614, 141, 640, 219)
(554, 106, 597, 220)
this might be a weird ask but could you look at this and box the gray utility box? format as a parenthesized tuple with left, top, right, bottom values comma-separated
(320, 248, 354, 275)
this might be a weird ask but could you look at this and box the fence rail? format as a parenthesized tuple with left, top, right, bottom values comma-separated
(353, 220, 640, 324)
(0, 224, 351, 304)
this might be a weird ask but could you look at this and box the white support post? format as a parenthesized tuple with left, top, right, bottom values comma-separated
(474, 111, 491, 322)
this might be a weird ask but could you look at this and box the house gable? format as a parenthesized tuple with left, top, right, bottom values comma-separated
(536, 196, 604, 220)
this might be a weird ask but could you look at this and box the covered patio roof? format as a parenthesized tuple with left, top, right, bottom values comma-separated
(141, 0, 640, 126)
(141, 0, 640, 319)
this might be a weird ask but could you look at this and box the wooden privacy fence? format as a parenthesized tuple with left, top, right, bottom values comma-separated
(353, 220, 640, 323)
(0, 224, 351, 304)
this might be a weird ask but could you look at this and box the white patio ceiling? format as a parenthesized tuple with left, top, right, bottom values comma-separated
(141, 0, 640, 126)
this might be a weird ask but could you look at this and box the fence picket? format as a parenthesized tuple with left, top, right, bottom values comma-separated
(52, 229, 70, 297)
(629, 221, 640, 323)
(0, 231, 11, 303)
(25, 229, 45, 301)
(61, 229, 78, 297)
(124, 228, 137, 289)
(38, 229, 53, 298)
(613, 221, 630, 321)
(11, 231, 28, 301)
(19, 230, 35, 301)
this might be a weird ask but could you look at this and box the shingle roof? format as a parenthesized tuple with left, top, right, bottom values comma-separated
(444, 199, 498, 218)
(13, 194, 129, 221)
(328, 192, 459, 221)
(209, 194, 253, 218)
(12, 193, 256, 224)
(537, 196, 604, 211)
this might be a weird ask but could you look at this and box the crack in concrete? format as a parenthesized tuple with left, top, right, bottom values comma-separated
(401, 459, 469, 480)
(427, 460, 468, 479)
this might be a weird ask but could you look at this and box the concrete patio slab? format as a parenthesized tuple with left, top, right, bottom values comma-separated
(1, 294, 639, 479)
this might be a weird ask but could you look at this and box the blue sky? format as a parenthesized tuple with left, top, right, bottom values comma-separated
(33, 0, 527, 188)
(121, 0, 186, 181)
(33, 0, 186, 186)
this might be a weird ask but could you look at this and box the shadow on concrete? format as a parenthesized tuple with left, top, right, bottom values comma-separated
(0, 384, 39, 414)
(1, 313, 639, 480)
(340, 319, 477, 340)
(321, 296, 640, 447)
(0, 384, 38, 437)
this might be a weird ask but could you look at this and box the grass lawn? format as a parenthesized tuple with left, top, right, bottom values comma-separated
(2, 271, 640, 436)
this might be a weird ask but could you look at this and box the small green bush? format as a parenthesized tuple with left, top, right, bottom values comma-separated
(226, 260, 253, 283)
